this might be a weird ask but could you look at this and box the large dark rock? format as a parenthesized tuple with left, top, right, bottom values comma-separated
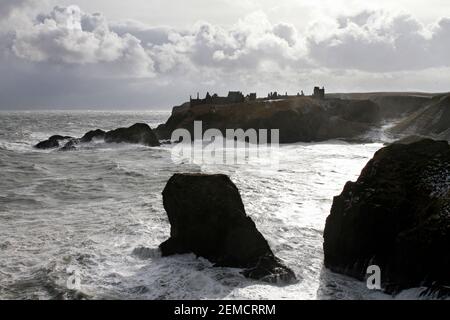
(104, 123, 160, 147)
(159, 173, 297, 284)
(80, 129, 106, 142)
(323, 139, 450, 294)
(34, 135, 73, 149)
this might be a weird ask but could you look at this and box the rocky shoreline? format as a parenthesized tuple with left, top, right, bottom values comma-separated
(323, 138, 450, 295)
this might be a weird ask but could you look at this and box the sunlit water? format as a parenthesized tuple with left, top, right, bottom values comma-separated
(0, 111, 423, 299)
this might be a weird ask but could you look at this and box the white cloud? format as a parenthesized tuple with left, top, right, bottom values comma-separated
(143, 12, 308, 74)
(11, 5, 155, 77)
(308, 10, 450, 71)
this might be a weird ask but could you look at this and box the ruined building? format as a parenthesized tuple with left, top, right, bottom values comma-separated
(227, 91, 245, 103)
(247, 93, 257, 101)
(190, 91, 246, 107)
(313, 86, 325, 99)
(267, 91, 291, 99)
(267, 91, 279, 99)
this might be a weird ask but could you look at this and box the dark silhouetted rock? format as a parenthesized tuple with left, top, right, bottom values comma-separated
(324, 139, 450, 294)
(34, 123, 160, 151)
(160, 173, 297, 284)
(35, 135, 73, 149)
(80, 129, 106, 142)
(104, 123, 160, 147)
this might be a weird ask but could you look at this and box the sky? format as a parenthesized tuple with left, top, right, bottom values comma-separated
(0, 0, 449, 109)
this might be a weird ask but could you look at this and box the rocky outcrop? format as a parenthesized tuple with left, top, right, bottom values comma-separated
(390, 94, 450, 141)
(104, 123, 160, 146)
(34, 135, 73, 149)
(159, 173, 297, 284)
(323, 139, 450, 294)
(34, 123, 160, 150)
(155, 97, 381, 143)
(80, 129, 106, 142)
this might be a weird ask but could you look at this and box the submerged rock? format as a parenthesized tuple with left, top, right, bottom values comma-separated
(323, 138, 450, 294)
(104, 123, 160, 147)
(34, 135, 73, 149)
(159, 173, 297, 284)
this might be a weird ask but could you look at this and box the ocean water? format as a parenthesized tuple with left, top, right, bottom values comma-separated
(0, 110, 422, 300)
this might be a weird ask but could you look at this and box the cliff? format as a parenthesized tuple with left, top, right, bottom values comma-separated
(155, 96, 381, 143)
(323, 138, 450, 295)
(156, 92, 449, 144)
(319, 92, 433, 119)
(389, 94, 450, 141)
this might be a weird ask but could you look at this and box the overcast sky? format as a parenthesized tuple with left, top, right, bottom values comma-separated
(1, 0, 449, 109)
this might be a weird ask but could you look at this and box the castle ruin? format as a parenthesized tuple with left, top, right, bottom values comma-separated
(313, 86, 325, 99)
(190, 91, 251, 107)
(189, 86, 325, 107)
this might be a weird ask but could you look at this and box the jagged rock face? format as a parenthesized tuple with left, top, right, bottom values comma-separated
(323, 139, 450, 293)
(104, 123, 160, 147)
(160, 173, 297, 284)
(34, 135, 73, 149)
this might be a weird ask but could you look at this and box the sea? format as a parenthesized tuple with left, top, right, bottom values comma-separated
(0, 110, 427, 299)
